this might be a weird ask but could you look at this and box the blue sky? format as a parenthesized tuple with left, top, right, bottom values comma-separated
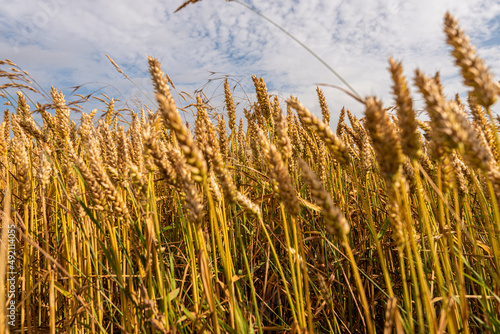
(1, 0, 500, 125)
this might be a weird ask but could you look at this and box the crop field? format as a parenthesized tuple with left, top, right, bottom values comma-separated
(0, 10, 499, 334)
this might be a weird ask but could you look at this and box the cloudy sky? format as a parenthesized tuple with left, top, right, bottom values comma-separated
(1, 0, 500, 126)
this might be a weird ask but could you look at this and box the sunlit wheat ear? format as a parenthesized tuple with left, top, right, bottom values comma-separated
(287, 97, 350, 165)
(246, 117, 263, 168)
(252, 75, 274, 130)
(468, 95, 499, 161)
(100, 123, 118, 169)
(298, 159, 349, 239)
(15, 91, 43, 142)
(451, 152, 468, 194)
(147, 58, 203, 174)
(12, 137, 31, 201)
(38, 105, 56, 142)
(310, 130, 324, 165)
(194, 95, 208, 150)
(86, 137, 129, 218)
(444, 12, 500, 109)
(450, 101, 494, 169)
(67, 139, 105, 210)
(208, 173, 222, 203)
(154, 91, 207, 183)
(142, 125, 177, 187)
(0, 122, 6, 158)
(347, 109, 364, 138)
(11, 115, 27, 146)
(414, 70, 458, 153)
(286, 113, 302, 164)
(389, 57, 422, 161)
(299, 125, 315, 161)
(100, 98, 114, 126)
(317, 139, 327, 184)
(237, 118, 246, 163)
(345, 110, 364, 149)
(2, 110, 10, 144)
(257, 127, 300, 216)
(235, 191, 262, 217)
(116, 126, 131, 183)
(415, 70, 492, 170)
(364, 96, 404, 182)
(272, 95, 281, 133)
(402, 158, 416, 191)
(205, 116, 260, 213)
(273, 102, 293, 164)
(147, 56, 170, 98)
(359, 132, 373, 178)
(250, 102, 266, 130)
(342, 132, 359, 168)
(37, 145, 52, 190)
(217, 114, 228, 157)
(51, 87, 71, 142)
(129, 113, 145, 175)
(224, 78, 236, 132)
(441, 154, 456, 191)
(316, 86, 330, 124)
(206, 119, 237, 202)
(293, 115, 306, 155)
(79, 112, 94, 144)
(16, 91, 31, 118)
(336, 107, 346, 138)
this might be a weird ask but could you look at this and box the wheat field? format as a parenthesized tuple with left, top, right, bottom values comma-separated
(0, 11, 499, 334)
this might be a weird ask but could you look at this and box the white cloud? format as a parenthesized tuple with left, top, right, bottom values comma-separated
(1, 0, 500, 125)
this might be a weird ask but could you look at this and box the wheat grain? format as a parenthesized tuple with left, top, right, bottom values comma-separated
(12, 136, 31, 201)
(86, 137, 129, 217)
(444, 12, 500, 108)
(153, 85, 207, 182)
(217, 114, 228, 157)
(288, 97, 349, 165)
(252, 76, 273, 131)
(224, 78, 237, 132)
(316, 87, 330, 124)
(389, 57, 422, 161)
(257, 127, 300, 216)
(364, 96, 404, 182)
(273, 101, 293, 164)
